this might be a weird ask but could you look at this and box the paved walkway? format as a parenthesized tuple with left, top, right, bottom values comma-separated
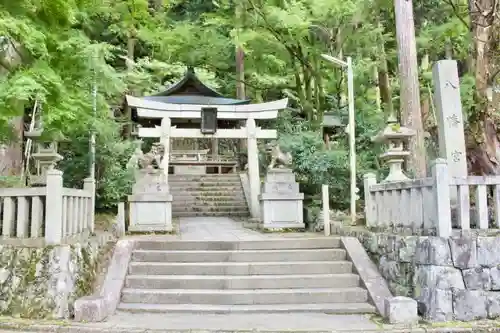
(179, 216, 266, 240)
(84, 312, 381, 332)
(128, 216, 322, 242)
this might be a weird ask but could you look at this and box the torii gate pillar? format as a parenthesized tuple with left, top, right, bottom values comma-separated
(246, 118, 261, 219)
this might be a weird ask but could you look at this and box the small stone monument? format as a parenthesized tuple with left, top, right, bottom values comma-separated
(373, 114, 415, 182)
(259, 168, 304, 229)
(127, 143, 173, 232)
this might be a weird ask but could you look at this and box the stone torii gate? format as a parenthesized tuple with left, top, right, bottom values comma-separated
(126, 95, 289, 219)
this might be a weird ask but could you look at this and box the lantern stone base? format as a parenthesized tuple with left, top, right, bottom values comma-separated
(259, 168, 305, 229)
(128, 193, 173, 232)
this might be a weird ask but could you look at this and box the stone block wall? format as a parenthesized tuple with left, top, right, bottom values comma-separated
(331, 222, 500, 322)
(0, 237, 106, 319)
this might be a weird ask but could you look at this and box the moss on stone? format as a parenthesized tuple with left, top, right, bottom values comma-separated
(74, 245, 96, 299)
(261, 227, 306, 233)
(0, 239, 105, 320)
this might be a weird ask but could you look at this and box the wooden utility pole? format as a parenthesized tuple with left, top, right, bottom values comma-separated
(0, 40, 24, 176)
(394, 0, 427, 177)
(236, 1, 247, 152)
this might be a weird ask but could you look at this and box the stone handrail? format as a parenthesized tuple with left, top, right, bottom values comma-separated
(0, 187, 46, 239)
(364, 175, 436, 233)
(363, 159, 500, 237)
(170, 149, 210, 162)
(449, 175, 500, 230)
(0, 170, 95, 245)
(62, 190, 93, 240)
(62, 188, 92, 197)
(170, 150, 237, 164)
(364, 159, 450, 236)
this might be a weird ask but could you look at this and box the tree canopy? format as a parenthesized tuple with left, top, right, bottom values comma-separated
(0, 0, 498, 211)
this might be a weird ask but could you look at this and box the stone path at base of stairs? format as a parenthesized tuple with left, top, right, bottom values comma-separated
(83, 312, 380, 332)
(178, 216, 266, 240)
(127, 216, 323, 242)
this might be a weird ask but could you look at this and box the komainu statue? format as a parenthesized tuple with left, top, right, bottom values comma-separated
(127, 142, 165, 170)
(126, 146, 144, 169)
(265, 140, 292, 169)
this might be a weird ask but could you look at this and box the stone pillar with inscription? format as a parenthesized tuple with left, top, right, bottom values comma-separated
(433, 60, 467, 201)
(259, 168, 304, 230)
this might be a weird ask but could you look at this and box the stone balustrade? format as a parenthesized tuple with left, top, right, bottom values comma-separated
(364, 175, 436, 233)
(0, 169, 95, 245)
(364, 158, 500, 237)
(61, 188, 93, 238)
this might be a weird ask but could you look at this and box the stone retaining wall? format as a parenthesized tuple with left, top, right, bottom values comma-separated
(0, 235, 111, 319)
(331, 222, 500, 322)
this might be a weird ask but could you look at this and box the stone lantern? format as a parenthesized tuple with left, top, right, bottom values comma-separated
(321, 111, 343, 148)
(25, 130, 63, 186)
(373, 114, 415, 182)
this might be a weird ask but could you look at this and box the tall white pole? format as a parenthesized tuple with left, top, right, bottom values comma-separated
(347, 57, 356, 225)
(90, 53, 97, 180)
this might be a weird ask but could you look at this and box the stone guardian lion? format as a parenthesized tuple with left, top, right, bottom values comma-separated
(266, 141, 292, 169)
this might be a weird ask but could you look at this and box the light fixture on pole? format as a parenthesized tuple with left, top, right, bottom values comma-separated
(321, 54, 357, 225)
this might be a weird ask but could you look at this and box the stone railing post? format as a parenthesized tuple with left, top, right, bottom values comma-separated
(322, 184, 330, 236)
(84, 177, 96, 234)
(115, 202, 126, 237)
(363, 173, 377, 227)
(45, 169, 64, 245)
(431, 158, 452, 237)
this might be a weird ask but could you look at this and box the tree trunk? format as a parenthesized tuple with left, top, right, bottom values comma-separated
(236, 1, 246, 155)
(394, 0, 427, 177)
(0, 39, 24, 177)
(0, 117, 23, 176)
(420, 54, 432, 129)
(466, 0, 500, 175)
(377, 41, 394, 119)
(124, 34, 136, 139)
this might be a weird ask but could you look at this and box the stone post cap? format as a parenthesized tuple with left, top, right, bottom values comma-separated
(431, 158, 448, 166)
(267, 167, 293, 173)
(363, 173, 377, 179)
(46, 168, 63, 175)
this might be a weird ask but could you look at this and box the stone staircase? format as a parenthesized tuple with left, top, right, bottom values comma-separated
(117, 238, 376, 314)
(169, 174, 249, 217)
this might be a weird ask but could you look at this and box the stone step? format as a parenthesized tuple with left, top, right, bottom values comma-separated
(117, 302, 376, 314)
(171, 206, 248, 211)
(171, 199, 246, 204)
(134, 238, 342, 251)
(172, 212, 250, 217)
(170, 188, 244, 192)
(169, 175, 241, 180)
(171, 194, 246, 200)
(125, 273, 360, 290)
(170, 186, 244, 192)
(128, 261, 354, 275)
(172, 191, 245, 196)
(121, 287, 368, 305)
(172, 206, 249, 213)
(169, 181, 242, 186)
(171, 200, 247, 206)
(171, 207, 248, 212)
(131, 249, 346, 263)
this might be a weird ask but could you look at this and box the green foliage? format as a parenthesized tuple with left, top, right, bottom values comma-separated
(58, 120, 135, 211)
(0, 0, 492, 215)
